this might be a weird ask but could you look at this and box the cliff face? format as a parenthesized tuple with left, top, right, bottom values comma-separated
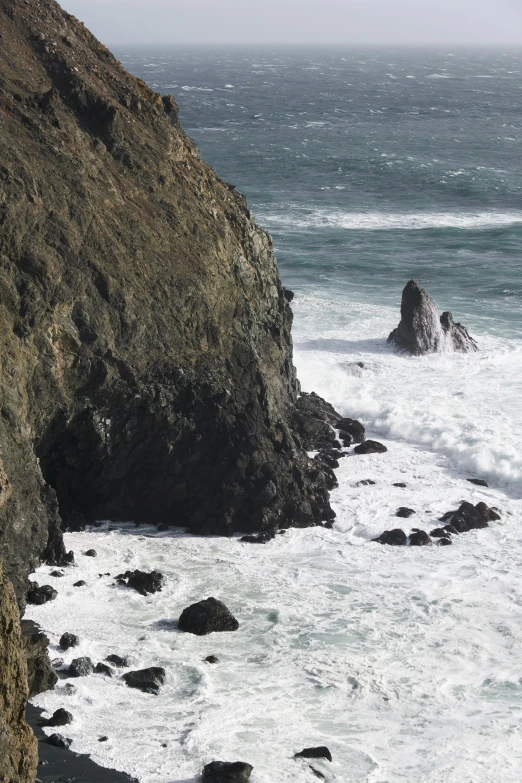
(0, 0, 334, 591)
(0, 563, 38, 783)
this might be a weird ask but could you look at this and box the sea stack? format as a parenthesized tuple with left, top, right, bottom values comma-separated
(388, 280, 478, 355)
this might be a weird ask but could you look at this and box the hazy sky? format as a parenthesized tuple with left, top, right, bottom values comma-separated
(61, 0, 522, 46)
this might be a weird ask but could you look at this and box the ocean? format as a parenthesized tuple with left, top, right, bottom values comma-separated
(26, 48, 522, 782)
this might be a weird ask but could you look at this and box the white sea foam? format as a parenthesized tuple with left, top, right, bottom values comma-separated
(258, 209, 522, 232)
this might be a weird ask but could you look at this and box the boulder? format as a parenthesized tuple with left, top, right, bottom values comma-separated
(339, 417, 365, 443)
(84, 549, 97, 557)
(47, 734, 72, 749)
(94, 663, 114, 677)
(106, 654, 128, 668)
(115, 569, 164, 596)
(73, 580, 87, 587)
(354, 440, 387, 455)
(202, 761, 253, 783)
(393, 482, 407, 488)
(178, 598, 239, 636)
(46, 708, 72, 727)
(388, 280, 478, 355)
(21, 620, 58, 696)
(439, 538, 453, 546)
(123, 667, 166, 694)
(373, 529, 407, 546)
(292, 392, 343, 451)
(409, 530, 431, 546)
(26, 583, 57, 605)
(68, 657, 94, 677)
(59, 632, 79, 651)
(440, 501, 499, 532)
(430, 528, 450, 539)
(295, 747, 332, 762)
(354, 479, 376, 487)
(396, 507, 415, 518)
(205, 655, 219, 664)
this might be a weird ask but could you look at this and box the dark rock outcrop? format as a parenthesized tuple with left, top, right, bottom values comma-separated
(354, 441, 388, 455)
(205, 655, 219, 664)
(59, 632, 79, 651)
(178, 598, 239, 636)
(373, 529, 407, 546)
(68, 657, 94, 678)
(46, 708, 72, 727)
(295, 747, 332, 762)
(292, 392, 342, 451)
(106, 654, 128, 668)
(21, 620, 58, 696)
(466, 478, 489, 487)
(202, 761, 253, 783)
(123, 667, 165, 695)
(388, 280, 478, 355)
(84, 549, 97, 558)
(94, 662, 114, 677)
(440, 501, 500, 532)
(409, 530, 431, 546)
(115, 569, 164, 595)
(339, 418, 365, 444)
(47, 733, 72, 749)
(396, 507, 415, 518)
(26, 583, 57, 605)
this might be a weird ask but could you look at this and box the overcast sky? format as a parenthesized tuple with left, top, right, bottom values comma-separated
(60, 0, 522, 46)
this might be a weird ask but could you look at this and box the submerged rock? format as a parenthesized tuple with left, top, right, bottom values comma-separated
(354, 440, 387, 455)
(373, 529, 407, 546)
(115, 569, 164, 595)
(295, 747, 333, 762)
(123, 667, 166, 694)
(466, 478, 489, 487)
(179, 598, 239, 636)
(202, 761, 253, 783)
(388, 280, 478, 355)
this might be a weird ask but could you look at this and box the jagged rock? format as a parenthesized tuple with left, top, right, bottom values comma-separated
(205, 655, 219, 664)
(396, 507, 415, 518)
(466, 478, 488, 487)
(68, 657, 94, 677)
(123, 667, 166, 694)
(27, 583, 57, 605)
(295, 747, 332, 762)
(47, 733, 72, 749)
(94, 662, 115, 677)
(115, 569, 164, 595)
(21, 620, 58, 696)
(409, 530, 431, 546)
(59, 632, 79, 651)
(339, 417, 365, 444)
(106, 654, 128, 668)
(46, 708, 72, 727)
(292, 392, 342, 451)
(373, 529, 407, 546)
(178, 598, 239, 636)
(440, 501, 500, 532)
(354, 440, 387, 455)
(202, 761, 253, 783)
(388, 280, 478, 355)
(84, 549, 97, 557)
(0, 564, 38, 783)
(315, 451, 339, 470)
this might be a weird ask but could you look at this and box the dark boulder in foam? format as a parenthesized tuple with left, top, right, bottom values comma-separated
(202, 761, 253, 783)
(123, 667, 165, 694)
(178, 597, 239, 636)
(388, 280, 478, 355)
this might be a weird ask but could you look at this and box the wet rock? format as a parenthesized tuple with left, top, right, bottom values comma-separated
(98, 736, 109, 742)
(59, 633, 79, 651)
(202, 761, 253, 783)
(84, 549, 97, 557)
(295, 747, 332, 762)
(440, 501, 500, 532)
(292, 392, 343, 451)
(178, 597, 239, 636)
(388, 280, 478, 355)
(396, 507, 415, 518)
(47, 708, 72, 727)
(283, 287, 294, 302)
(439, 537, 453, 546)
(47, 734, 72, 749)
(393, 482, 407, 488)
(240, 532, 275, 544)
(27, 583, 57, 605)
(354, 440, 387, 455)
(106, 654, 128, 668)
(123, 667, 166, 694)
(309, 767, 326, 780)
(73, 580, 87, 587)
(409, 530, 431, 546)
(94, 663, 114, 677)
(115, 569, 164, 595)
(315, 451, 339, 470)
(443, 524, 459, 535)
(338, 362, 365, 378)
(373, 529, 407, 546)
(50, 570, 64, 577)
(205, 655, 219, 664)
(430, 528, 450, 539)
(466, 478, 489, 487)
(21, 620, 58, 696)
(355, 479, 376, 487)
(339, 417, 365, 444)
(68, 657, 94, 677)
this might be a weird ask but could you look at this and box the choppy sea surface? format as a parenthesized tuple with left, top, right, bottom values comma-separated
(27, 48, 522, 782)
